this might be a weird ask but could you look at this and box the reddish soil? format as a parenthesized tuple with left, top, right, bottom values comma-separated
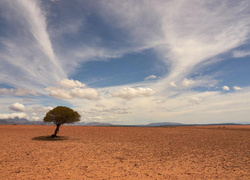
(0, 125, 249, 179)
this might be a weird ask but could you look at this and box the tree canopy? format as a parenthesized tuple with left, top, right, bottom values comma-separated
(43, 106, 81, 137)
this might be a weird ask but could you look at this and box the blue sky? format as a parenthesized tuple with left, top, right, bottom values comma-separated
(0, 0, 250, 124)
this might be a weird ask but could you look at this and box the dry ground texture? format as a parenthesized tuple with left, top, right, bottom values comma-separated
(0, 125, 249, 179)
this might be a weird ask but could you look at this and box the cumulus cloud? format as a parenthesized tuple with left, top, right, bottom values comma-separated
(145, 75, 157, 80)
(0, 112, 27, 119)
(0, 88, 39, 96)
(74, 86, 250, 124)
(45, 87, 72, 99)
(70, 88, 99, 100)
(233, 86, 242, 91)
(58, 79, 86, 88)
(223, 86, 230, 91)
(111, 87, 156, 99)
(9, 103, 25, 112)
(45, 79, 99, 100)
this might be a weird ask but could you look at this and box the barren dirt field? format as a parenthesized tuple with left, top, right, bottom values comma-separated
(0, 125, 249, 179)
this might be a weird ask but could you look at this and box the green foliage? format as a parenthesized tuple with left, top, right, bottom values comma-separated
(43, 106, 81, 125)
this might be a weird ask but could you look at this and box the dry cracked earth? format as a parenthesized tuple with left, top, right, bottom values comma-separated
(0, 125, 249, 179)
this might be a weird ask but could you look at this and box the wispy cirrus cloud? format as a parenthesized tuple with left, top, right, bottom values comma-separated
(2, 0, 248, 92)
(17, 0, 63, 73)
(98, 0, 250, 87)
(232, 50, 250, 58)
(145, 75, 157, 81)
(0, 0, 66, 90)
(0, 88, 39, 96)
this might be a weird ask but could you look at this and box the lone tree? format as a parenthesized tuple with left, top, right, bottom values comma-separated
(43, 106, 81, 138)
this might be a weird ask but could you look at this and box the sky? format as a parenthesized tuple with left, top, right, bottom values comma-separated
(0, 0, 250, 125)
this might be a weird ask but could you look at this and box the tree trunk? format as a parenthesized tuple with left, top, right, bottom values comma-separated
(51, 124, 61, 138)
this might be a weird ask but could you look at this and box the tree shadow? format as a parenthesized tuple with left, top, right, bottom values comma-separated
(32, 135, 69, 141)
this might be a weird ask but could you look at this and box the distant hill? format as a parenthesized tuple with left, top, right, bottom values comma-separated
(145, 122, 184, 127)
(195, 123, 243, 126)
(0, 120, 11, 125)
(0, 118, 30, 125)
(0, 119, 111, 126)
(29, 121, 47, 125)
(0, 119, 247, 126)
(75, 122, 113, 126)
(0, 118, 46, 125)
(86, 122, 113, 126)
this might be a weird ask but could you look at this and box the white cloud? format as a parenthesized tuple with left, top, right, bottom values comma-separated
(95, 103, 105, 108)
(17, 0, 65, 78)
(182, 78, 195, 87)
(0, 88, 14, 95)
(100, 0, 250, 85)
(1, 0, 249, 95)
(30, 116, 40, 121)
(45, 87, 72, 99)
(170, 81, 177, 87)
(22, 105, 53, 121)
(90, 116, 103, 121)
(233, 50, 250, 58)
(70, 88, 99, 100)
(0, 0, 66, 91)
(31, 106, 53, 114)
(45, 79, 99, 100)
(9, 103, 25, 112)
(223, 86, 230, 91)
(167, 77, 216, 90)
(145, 75, 157, 80)
(65, 85, 250, 124)
(58, 79, 86, 88)
(0, 112, 27, 119)
(111, 87, 156, 99)
(233, 86, 242, 91)
(14, 88, 39, 96)
(49, 18, 84, 38)
(0, 88, 39, 96)
(49, 0, 60, 3)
